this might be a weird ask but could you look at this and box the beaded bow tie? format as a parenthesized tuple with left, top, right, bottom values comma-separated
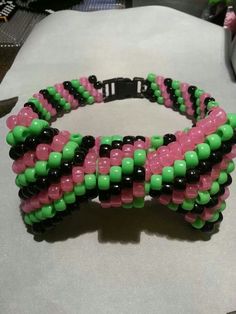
(6, 73, 236, 236)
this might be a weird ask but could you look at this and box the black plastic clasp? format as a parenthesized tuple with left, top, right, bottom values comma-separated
(102, 77, 146, 102)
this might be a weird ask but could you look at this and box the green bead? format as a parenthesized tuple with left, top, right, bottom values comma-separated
(174, 90, 181, 98)
(151, 82, 158, 90)
(45, 112, 51, 121)
(42, 205, 55, 218)
(210, 181, 220, 195)
(54, 92, 61, 100)
(48, 152, 62, 168)
(196, 107, 201, 115)
(6, 132, 16, 146)
(17, 174, 27, 187)
(172, 80, 180, 89)
(98, 175, 110, 190)
(168, 203, 179, 211)
(133, 197, 144, 208)
(84, 174, 96, 189)
(207, 101, 219, 110)
(111, 135, 123, 142)
(59, 99, 66, 106)
(157, 97, 164, 105)
(82, 91, 90, 99)
(74, 184, 86, 196)
(24, 215, 32, 225)
(207, 212, 219, 223)
(184, 151, 199, 169)
(54, 198, 66, 211)
(162, 167, 174, 182)
(101, 136, 112, 145)
(179, 104, 186, 113)
(35, 161, 48, 176)
(147, 73, 156, 82)
(181, 199, 194, 211)
(25, 168, 36, 182)
(64, 191, 76, 204)
(147, 148, 155, 154)
(47, 86, 56, 95)
(63, 102, 71, 111)
(122, 203, 133, 209)
(154, 89, 161, 97)
(174, 160, 186, 177)
(177, 97, 184, 104)
(87, 96, 94, 104)
(194, 89, 204, 98)
(28, 213, 40, 223)
(191, 218, 205, 229)
(110, 166, 122, 182)
(217, 124, 234, 141)
(218, 171, 228, 185)
(150, 175, 162, 190)
(34, 210, 45, 221)
(206, 134, 221, 151)
(122, 158, 134, 175)
(183, 127, 190, 133)
(29, 119, 48, 135)
(12, 126, 29, 142)
(196, 99, 200, 106)
(78, 85, 85, 93)
(151, 135, 163, 149)
(145, 182, 150, 195)
(62, 141, 77, 160)
(15, 176, 21, 187)
(219, 201, 226, 212)
(70, 133, 82, 145)
(197, 191, 210, 205)
(227, 113, 236, 128)
(71, 79, 80, 88)
(196, 143, 211, 160)
(134, 149, 146, 166)
(226, 160, 235, 173)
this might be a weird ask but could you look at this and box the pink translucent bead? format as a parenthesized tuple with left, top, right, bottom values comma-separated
(162, 91, 169, 99)
(227, 145, 236, 159)
(72, 167, 84, 183)
(185, 184, 198, 199)
(95, 136, 101, 150)
(211, 167, 221, 180)
(21, 200, 31, 213)
(156, 76, 164, 85)
(110, 149, 123, 166)
(95, 93, 103, 103)
(61, 176, 74, 192)
(168, 142, 183, 159)
(79, 77, 88, 85)
(210, 107, 227, 127)
(188, 127, 204, 144)
(157, 146, 169, 155)
(200, 93, 210, 105)
(159, 152, 174, 167)
(149, 158, 162, 174)
(101, 201, 111, 208)
(51, 108, 57, 117)
(172, 191, 184, 204)
(55, 83, 63, 92)
(198, 117, 217, 135)
(36, 144, 51, 160)
(6, 115, 18, 129)
(85, 82, 93, 92)
(121, 188, 133, 203)
(164, 99, 172, 108)
(133, 182, 145, 198)
(51, 134, 67, 151)
(98, 157, 110, 174)
(60, 130, 70, 141)
(17, 108, 37, 126)
(30, 196, 41, 209)
(134, 140, 146, 149)
(23, 151, 36, 167)
(122, 144, 134, 157)
(145, 163, 151, 181)
(211, 201, 222, 211)
(84, 158, 96, 174)
(86, 152, 97, 161)
(175, 130, 185, 141)
(220, 187, 230, 201)
(185, 213, 197, 223)
(200, 209, 213, 221)
(12, 158, 26, 174)
(38, 191, 51, 204)
(158, 194, 171, 205)
(180, 83, 189, 93)
(48, 184, 62, 200)
(219, 158, 228, 170)
(147, 151, 158, 160)
(199, 175, 212, 191)
(71, 99, 79, 109)
(182, 91, 189, 102)
(91, 90, 98, 97)
(68, 94, 74, 103)
(145, 137, 151, 150)
(62, 89, 69, 99)
(111, 195, 122, 208)
(179, 135, 195, 153)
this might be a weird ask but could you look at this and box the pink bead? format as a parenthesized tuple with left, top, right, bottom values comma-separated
(185, 184, 198, 199)
(62, 89, 69, 99)
(197, 117, 217, 135)
(72, 167, 84, 183)
(188, 127, 204, 144)
(145, 163, 151, 181)
(180, 83, 189, 92)
(48, 184, 62, 200)
(86, 152, 97, 161)
(17, 108, 36, 127)
(227, 145, 236, 159)
(211, 167, 221, 180)
(172, 191, 184, 204)
(133, 182, 145, 198)
(61, 176, 73, 192)
(210, 107, 227, 127)
(21, 201, 31, 213)
(111, 195, 122, 208)
(164, 99, 172, 108)
(219, 158, 228, 170)
(149, 158, 162, 174)
(147, 151, 158, 160)
(12, 158, 26, 174)
(199, 175, 212, 191)
(85, 82, 93, 92)
(110, 149, 123, 166)
(84, 158, 96, 174)
(98, 157, 110, 174)
(121, 188, 133, 203)
(145, 137, 151, 149)
(156, 76, 164, 85)
(101, 201, 111, 208)
(36, 144, 51, 160)
(122, 144, 134, 157)
(211, 201, 222, 211)
(185, 213, 197, 223)
(168, 142, 183, 159)
(175, 130, 185, 141)
(220, 187, 230, 201)
(95, 93, 103, 103)
(71, 99, 79, 109)
(91, 90, 98, 97)
(158, 194, 171, 205)
(159, 152, 174, 167)
(157, 146, 169, 155)
(51, 134, 67, 151)
(6, 115, 18, 129)
(179, 135, 195, 153)
(68, 94, 74, 103)
(23, 151, 36, 167)
(30, 196, 41, 209)
(134, 140, 146, 149)
(79, 77, 88, 85)
(200, 209, 213, 221)
(60, 130, 70, 141)
(38, 191, 51, 204)
(51, 108, 57, 117)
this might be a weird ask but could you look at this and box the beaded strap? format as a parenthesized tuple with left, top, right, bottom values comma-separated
(6, 73, 236, 235)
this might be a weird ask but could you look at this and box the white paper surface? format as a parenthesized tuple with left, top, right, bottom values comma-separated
(1, 7, 236, 314)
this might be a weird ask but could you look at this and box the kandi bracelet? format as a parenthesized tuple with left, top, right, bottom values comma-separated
(6, 73, 236, 235)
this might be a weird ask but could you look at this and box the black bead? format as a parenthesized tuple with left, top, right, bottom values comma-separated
(170, 94, 178, 102)
(74, 151, 86, 165)
(230, 131, 236, 144)
(136, 135, 146, 142)
(216, 212, 223, 223)
(172, 102, 180, 111)
(63, 81, 72, 89)
(112, 140, 123, 150)
(39, 127, 55, 143)
(24, 136, 39, 150)
(41, 219, 54, 230)
(163, 133, 176, 145)
(9, 146, 22, 160)
(78, 146, 89, 155)
(201, 222, 214, 233)
(174, 177, 186, 190)
(86, 189, 98, 200)
(55, 104, 64, 115)
(123, 136, 135, 145)
(39, 89, 49, 97)
(52, 128, 60, 136)
(99, 190, 110, 201)
(144, 88, 153, 99)
(110, 183, 121, 195)
(149, 94, 156, 102)
(192, 203, 204, 214)
(133, 166, 145, 182)
(166, 87, 174, 94)
(204, 97, 215, 106)
(94, 81, 103, 89)
(48, 168, 61, 183)
(36, 176, 49, 190)
(50, 215, 63, 224)
(149, 189, 161, 198)
(223, 174, 232, 187)
(61, 161, 73, 175)
(99, 144, 111, 158)
(18, 188, 28, 200)
(205, 196, 219, 208)
(164, 78, 172, 87)
(122, 175, 133, 188)
(88, 75, 97, 84)
(210, 151, 223, 164)
(220, 141, 232, 154)
(73, 92, 82, 100)
(176, 207, 187, 214)
(24, 102, 39, 114)
(217, 186, 225, 196)
(31, 223, 45, 235)
(161, 184, 173, 195)
(188, 86, 197, 95)
(197, 160, 212, 174)
(81, 135, 95, 149)
(190, 94, 197, 103)
(28, 185, 41, 195)
(66, 202, 80, 212)
(186, 169, 200, 183)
